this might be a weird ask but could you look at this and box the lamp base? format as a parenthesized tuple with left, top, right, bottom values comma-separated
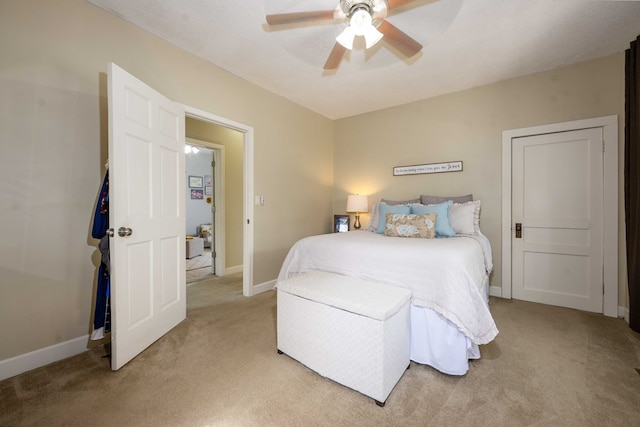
(354, 214, 361, 230)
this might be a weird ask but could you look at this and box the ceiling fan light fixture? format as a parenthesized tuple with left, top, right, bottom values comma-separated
(336, 6, 383, 50)
(350, 8, 372, 35)
(336, 25, 355, 49)
(363, 25, 383, 48)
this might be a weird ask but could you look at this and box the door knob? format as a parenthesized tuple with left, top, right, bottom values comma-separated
(515, 223, 522, 239)
(118, 227, 133, 237)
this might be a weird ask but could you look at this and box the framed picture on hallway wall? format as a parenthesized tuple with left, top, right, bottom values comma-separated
(189, 175, 203, 188)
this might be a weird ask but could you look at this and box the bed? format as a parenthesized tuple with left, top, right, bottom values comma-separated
(277, 199, 498, 375)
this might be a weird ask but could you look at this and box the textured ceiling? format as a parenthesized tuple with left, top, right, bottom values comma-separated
(86, 0, 640, 119)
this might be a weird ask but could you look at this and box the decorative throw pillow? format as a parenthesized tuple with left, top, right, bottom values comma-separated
(374, 202, 411, 234)
(384, 213, 437, 238)
(368, 198, 420, 232)
(449, 200, 481, 234)
(420, 194, 473, 205)
(411, 200, 456, 237)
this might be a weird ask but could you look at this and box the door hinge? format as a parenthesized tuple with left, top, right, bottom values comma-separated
(602, 141, 605, 153)
(211, 160, 215, 167)
(212, 206, 216, 213)
(213, 251, 217, 258)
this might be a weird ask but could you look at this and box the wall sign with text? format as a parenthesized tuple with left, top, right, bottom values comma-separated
(393, 161, 463, 176)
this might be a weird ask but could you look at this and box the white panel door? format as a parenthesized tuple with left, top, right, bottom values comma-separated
(512, 128, 603, 312)
(108, 63, 186, 370)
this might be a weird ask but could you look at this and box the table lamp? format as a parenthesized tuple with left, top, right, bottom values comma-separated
(346, 194, 369, 230)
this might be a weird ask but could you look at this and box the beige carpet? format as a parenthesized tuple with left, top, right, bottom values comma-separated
(1, 274, 640, 426)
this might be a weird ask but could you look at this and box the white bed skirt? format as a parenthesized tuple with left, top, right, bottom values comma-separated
(410, 305, 480, 375)
(409, 275, 489, 375)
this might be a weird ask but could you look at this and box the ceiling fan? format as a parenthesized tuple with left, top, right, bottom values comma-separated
(266, 0, 424, 70)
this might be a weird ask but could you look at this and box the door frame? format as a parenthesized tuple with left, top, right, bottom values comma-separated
(501, 115, 618, 317)
(181, 104, 255, 297)
(186, 137, 224, 276)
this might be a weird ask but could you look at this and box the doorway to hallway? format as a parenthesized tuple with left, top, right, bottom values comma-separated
(185, 117, 245, 285)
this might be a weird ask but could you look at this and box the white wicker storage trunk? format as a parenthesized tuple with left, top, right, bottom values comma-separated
(277, 270, 412, 406)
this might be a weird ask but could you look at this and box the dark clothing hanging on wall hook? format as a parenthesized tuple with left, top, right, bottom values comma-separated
(91, 170, 111, 340)
(92, 170, 109, 239)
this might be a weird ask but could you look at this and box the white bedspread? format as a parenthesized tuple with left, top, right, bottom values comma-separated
(278, 231, 498, 345)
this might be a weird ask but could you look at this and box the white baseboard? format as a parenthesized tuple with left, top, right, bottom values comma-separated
(253, 279, 276, 295)
(225, 265, 243, 275)
(487, 285, 629, 322)
(0, 335, 89, 381)
(619, 306, 629, 323)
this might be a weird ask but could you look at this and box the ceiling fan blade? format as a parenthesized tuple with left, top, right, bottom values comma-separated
(386, 0, 420, 11)
(324, 43, 347, 70)
(378, 20, 423, 57)
(266, 10, 335, 25)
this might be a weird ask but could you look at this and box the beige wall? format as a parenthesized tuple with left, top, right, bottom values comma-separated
(334, 54, 626, 303)
(0, 0, 333, 361)
(186, 118, 244, 269)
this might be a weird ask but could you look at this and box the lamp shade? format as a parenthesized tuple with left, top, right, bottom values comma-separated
(363, 25, 383, 49)
(346, 194, 369, 213)
(336, 26, 356, 50)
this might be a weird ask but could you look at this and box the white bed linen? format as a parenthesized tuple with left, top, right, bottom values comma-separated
(278, 231, 498, 345)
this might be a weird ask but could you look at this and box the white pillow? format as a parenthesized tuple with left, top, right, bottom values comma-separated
(367, 202, 378, 231)
(449, 200, 481, 234)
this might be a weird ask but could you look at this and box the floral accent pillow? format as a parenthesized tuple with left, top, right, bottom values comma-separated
(384, 213, 438, 238)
